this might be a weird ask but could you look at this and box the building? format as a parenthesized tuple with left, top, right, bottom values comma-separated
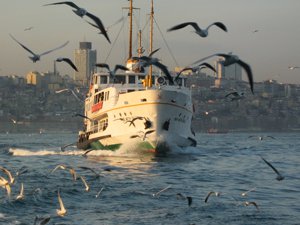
(74, 42, 97, 86)
(214, 56, 242, 88)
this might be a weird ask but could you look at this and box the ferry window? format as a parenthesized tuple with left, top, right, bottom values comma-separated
(107, 91, 109, 99)
(138, 75, 145, 81)
(115, 75, 126, 84)
(100, 92, 104, 101)
(141, 98, 147, 102)
(100, 76, 108, 84)
(104, 92, 107, 101)
(128, 75, 135, 84)
(177, 78, 183, 86)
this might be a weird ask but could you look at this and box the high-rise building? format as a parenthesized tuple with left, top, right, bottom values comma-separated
(74, 42, 97, 86)
(214, 56, 242, 88)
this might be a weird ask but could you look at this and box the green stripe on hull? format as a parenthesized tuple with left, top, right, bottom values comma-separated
(90, 140, 155, 151)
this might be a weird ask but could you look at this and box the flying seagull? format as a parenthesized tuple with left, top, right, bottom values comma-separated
(9, 34, 69, 63)
(152, 185, 172, 197)
(244, 201, 259, 211)
(44, 1, 88, 17)
(193, 53, 254, 94)
(0, 166, 15, 184)
(174, 62, 216, 83)
(16, 183, 25, 200)
(95, 63, 129, 82)
(176, 193, 193, 207)
(133, 56, 174, 85)
(260, 156, 284, 181)
(44, 1, 110, 43)
(241, 187, 256, 197)
(0, 176, 11, 197)
(204, 191, 221, 203)
(56, 189, 67, 217)
(56, 57, 78, 71)
(225, 91, 245, 101)
(167, 21, 227, 38)
(288, 66, 300, 70)
(80, 176, 90, 192)
(24, 26, 34, 31)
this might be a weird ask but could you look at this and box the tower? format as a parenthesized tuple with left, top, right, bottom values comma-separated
(74, 42, 97, 86)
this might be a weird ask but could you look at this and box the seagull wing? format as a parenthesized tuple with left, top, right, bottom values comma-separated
(167, 22, 201, 33)
(225, 92, 237, 98)
(95, 63, 110, 71)
(208, 22, 228, 32)
(198, 62, 216, 73)
(204, 191, 214, 203)
(58, 58, 78, 71)
(236, 60, 254, 94)
(260, 156, 281, 176)
(152, 61, 174, 85)
(148, 48, 160, 57)
(44, 1, 80, 10)
(9, 34, 37, 56)
(78, 166, 99, 176)
(86, 12, 111, 44)
(0, 167, 14, 184)
(191, 53, 218, 66)
(39, 41, 69, 56)
(80, 176, 90, 191)
(114, 64, 129, 74)
(57, 190, 66, 212)
(174, 67, 194, 82)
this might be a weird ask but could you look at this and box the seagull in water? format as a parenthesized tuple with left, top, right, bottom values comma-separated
(193, 53, 254, 94)
(167, 21, 227, 37)
(260, 156, 284, 181)
(9, 34, 69, 63)
(56, 57, 78, 71)
(44, 1, 110, 43)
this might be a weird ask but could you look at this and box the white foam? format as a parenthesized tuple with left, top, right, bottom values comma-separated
(9, 148, 86, 156)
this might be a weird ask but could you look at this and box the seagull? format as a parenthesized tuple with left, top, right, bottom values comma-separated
(204, 191, 221, 203)
(84, 13, 111, 43)
(24, 26, 34, 31)
(78, 166, 101, 178)
(51, 164, 77, 181)
(56, 57, 78, 71)
(252, 29, 259, 33)
(72, 113, 94, 122)
(0, 166, 15, 184)
(0, 176, 11, 197)
(225, 91, 245, 101)
(193, 53, 254, 94)
(95, 63, 129, 83)
(133, 56, 174, 85)
(167, 21, 227, 38)
(174, 62, 216, 83)
(44, 1, 88, 17)
(55, 89, 83, 102)
(95, 187, 104, 198)
(244, 201, 259, 211)
(152, 185, 172, 197)
(248, 135, 275, 141)
(241, 187, 256, 197)
(16, 183, 25, 200)
(260, 156, 284, 181)
(56, 190, 67, 217)
(44, 2, 110, 43)
(176, 193, 193, 207)
(9, 34, 69, 63)
(288, 66, 300, 70)
(33, 216, 51, 225)
(80, 176, 90, 192)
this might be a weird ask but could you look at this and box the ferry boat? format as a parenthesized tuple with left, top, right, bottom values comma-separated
(76, 0, 197, 154)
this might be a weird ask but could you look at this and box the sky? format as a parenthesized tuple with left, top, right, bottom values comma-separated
(1, 0, 300, 84)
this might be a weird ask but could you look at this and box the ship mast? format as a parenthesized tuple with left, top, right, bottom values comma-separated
(128, 0, 133, 59)
(148, 0, 154, 87)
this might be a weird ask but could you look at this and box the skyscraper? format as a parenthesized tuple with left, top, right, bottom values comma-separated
(214, 56, 242, 88)
(74, 42, 97, 86)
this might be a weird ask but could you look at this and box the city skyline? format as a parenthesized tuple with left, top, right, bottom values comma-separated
(1, 0, 300, 84)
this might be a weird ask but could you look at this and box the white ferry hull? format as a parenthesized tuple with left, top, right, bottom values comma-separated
(77, 88, 197, 154)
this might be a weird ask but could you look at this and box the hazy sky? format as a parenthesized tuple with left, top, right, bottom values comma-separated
(1, 0, 300, 84)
